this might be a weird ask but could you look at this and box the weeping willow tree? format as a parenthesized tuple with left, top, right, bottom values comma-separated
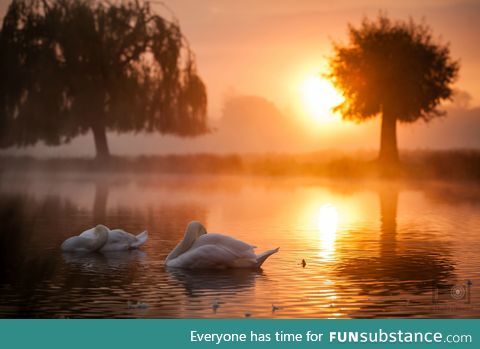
(0, 0, 207, 159)
(329, 15, 459, 164)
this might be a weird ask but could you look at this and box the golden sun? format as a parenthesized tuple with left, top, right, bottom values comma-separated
(300, 75, 344, 123)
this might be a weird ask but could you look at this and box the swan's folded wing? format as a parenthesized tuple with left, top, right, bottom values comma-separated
(98, 229, 134, 251)
(167, 244, 257, 269)
(108, 229, 138, 244)
(193, 233, 255, 252)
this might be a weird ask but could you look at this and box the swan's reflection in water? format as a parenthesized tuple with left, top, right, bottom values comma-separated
(166, 267, 260, 295)
(164, 268, 264, 316)
(62, 250, 146, 273)
(62, 250, 147, 289)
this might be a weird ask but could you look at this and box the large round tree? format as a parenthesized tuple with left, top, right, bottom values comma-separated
(0, 0, 207, 159)
(329, 14, 459, 164)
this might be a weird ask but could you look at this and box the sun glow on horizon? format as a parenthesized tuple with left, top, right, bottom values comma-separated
(300, 75, 344, 123)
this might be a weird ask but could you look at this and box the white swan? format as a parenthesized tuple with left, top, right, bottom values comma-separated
(61, 225, 148, 252)
(165, 221, 279, 269)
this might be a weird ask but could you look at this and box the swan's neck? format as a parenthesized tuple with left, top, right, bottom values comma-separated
(165, 222, 207, 263)
(166, 228, 200, 262)
(165, 237, 192, 262)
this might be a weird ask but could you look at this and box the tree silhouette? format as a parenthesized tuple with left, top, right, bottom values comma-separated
(329, 14, 459, 164)
(0, 0, 207, 159)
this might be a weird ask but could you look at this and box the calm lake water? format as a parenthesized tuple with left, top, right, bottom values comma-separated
(0, 173, 479, 318)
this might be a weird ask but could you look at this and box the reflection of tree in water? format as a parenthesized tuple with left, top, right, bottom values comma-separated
(0, 195, 64, 317)
(0, 197, 29, 281)
(0, 180, 208, 318)
(93, 182, 109, 224)
(379, 187, 398, 257)
(334, 185, 455, 300)
(91, 179, 208, 254)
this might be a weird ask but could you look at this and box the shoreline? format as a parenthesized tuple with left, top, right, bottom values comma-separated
(0, 150, 479, 182)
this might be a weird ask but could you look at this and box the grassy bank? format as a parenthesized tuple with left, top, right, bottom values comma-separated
(0, 150, 479, 181)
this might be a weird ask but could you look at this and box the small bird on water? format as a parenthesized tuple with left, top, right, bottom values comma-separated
(212, 299, 220, 313)
(301, 259, 307, 268)
(128, 301, 149, 309)
(272, 304, 281, 312)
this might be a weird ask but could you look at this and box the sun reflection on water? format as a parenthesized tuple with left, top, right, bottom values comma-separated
(317, 204, 339, 261)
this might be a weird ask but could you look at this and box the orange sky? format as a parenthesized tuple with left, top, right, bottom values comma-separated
(0, 0, 479, 156)
(162, 0, 480, 117)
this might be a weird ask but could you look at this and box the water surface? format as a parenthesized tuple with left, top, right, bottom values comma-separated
(0, 173, 479, 318)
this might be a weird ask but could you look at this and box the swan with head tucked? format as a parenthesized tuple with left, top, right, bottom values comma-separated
(165, 221, 279, 269)
(61, 225, 148, 252)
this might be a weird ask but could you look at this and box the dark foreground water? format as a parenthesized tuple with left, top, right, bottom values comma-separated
(0, 173, 479, 318)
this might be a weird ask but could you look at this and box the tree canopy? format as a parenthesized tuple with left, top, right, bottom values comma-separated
(329, 14, 459, 163)
(0, 0, 208, 158)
